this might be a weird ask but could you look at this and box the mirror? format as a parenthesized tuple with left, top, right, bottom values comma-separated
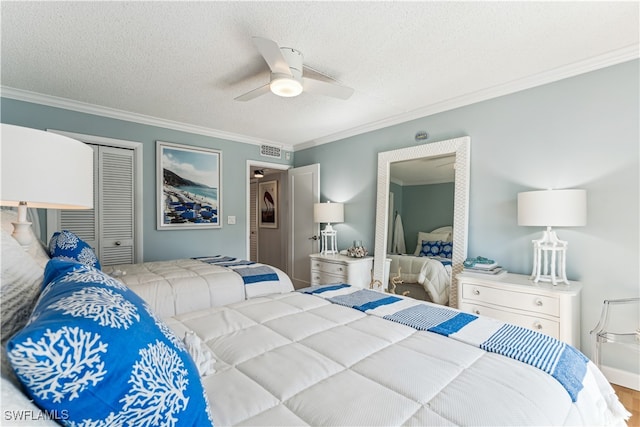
(372, 136, 470, 307)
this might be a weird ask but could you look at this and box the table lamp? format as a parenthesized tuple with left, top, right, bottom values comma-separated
(314, 201, 344, 255)
(0, 124, 94, 246)
(517, 189, 587, 285)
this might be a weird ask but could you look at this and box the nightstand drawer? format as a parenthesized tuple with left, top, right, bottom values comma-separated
(459, 302, 560, 339)
(310, 254, 373, 289)
(462, 283, 559, 316)
(311, 271, 345, 286)
(311, 260, 347, 276)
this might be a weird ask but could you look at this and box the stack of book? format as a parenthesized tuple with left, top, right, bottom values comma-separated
(463, 258, 507, 277)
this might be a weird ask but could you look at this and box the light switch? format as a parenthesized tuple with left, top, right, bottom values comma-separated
(227, 216, 236, 225)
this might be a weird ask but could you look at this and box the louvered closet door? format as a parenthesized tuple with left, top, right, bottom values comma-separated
(59, 144, 135, 266)
(59, 145, 100, 253)
(99, 146, 134, 265)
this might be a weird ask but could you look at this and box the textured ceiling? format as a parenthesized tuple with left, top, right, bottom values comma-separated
(1, 1, 638, 151)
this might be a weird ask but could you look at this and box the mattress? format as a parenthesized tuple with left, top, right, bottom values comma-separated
(104, 258, 293, 318)
(165, 291, 628, 426)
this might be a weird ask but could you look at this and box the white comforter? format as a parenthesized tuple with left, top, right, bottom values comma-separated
(104, 258, 293, 318)
(165, 291, 628, 427)
(388, 254, 451, 305)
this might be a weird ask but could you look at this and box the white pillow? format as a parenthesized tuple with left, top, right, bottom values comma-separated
(413, 232, 450, 255)
(0, 228, 44, 344)
(430, 226, 453, 241)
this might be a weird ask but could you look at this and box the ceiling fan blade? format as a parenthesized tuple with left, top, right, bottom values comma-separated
(252, 37, 292, 76)
(303, 77, 354, 100)
(234, 83, 271, 102)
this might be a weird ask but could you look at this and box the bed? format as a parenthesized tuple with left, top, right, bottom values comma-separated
(0, 217, 631, 426)
(103, 255, 294, 318)
(388, 226, 454, 305)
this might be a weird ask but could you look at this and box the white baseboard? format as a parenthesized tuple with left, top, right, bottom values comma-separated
(601, 365, 640, 391)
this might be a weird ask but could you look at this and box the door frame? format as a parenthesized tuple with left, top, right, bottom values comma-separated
(46, 129, 144, 262)
(245, 160, 291, 260)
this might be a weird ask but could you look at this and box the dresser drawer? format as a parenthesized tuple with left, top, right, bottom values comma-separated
(310, 271, 345, 286)
(461, 283, 559, 317)
(311, 260, 348, 277)
(459, 302, 560, 339)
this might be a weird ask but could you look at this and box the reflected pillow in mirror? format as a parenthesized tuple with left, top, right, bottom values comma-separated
(440, 242, 453, 259)
(419, 240, 442, 257)
(414, 232, 449, 255)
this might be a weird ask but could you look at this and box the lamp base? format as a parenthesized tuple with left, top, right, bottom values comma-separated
(11, 221, 33, 248)
(11, 202, 33, 248)
(530, 227, 569, 285)
(320, 225, 338, 255)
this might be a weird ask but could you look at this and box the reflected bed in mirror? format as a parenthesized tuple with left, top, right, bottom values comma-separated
(372, 136, 470, 307)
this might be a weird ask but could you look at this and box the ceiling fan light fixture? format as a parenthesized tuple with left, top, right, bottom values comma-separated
(254, 169, 264, 178)
(270, 75, 303, 98)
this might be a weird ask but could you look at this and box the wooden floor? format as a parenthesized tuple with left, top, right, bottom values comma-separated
(613, 384, 640, 426)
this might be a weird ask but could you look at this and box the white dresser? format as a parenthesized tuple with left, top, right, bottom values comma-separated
(310, 253, 374, 289)
(457, 272, 582, 347)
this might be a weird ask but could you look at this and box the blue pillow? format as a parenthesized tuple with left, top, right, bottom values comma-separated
(49, 230, 101, 270)
(6, 259, 213, 426)
(440, 242, 453, 259)
(419, 240, 442, 257)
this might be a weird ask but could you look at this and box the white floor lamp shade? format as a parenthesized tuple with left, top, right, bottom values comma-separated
(314, 201, 344, 255)
(0, 124, 94, 246)
(518, 189, 587, 285)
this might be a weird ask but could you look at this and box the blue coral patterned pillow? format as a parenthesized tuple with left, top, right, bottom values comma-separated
(440, 242, 453, 259)
(6, 259, 213, 427)
(419, 240, 442, 257)
(49, 230, 101, 270)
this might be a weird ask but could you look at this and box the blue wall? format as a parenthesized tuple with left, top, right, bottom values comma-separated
(402, 182, 455, 253)
(388, 182, 455, 254)
(0, 99, 292, 261)
(295, 60, 640, 360)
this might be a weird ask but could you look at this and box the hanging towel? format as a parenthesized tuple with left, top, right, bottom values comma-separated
(392, 214, 406, 254)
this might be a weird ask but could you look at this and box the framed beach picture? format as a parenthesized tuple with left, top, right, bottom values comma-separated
(156, 141, 222, 230)
(258, 180, 278, 228)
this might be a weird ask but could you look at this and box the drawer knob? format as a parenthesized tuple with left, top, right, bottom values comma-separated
(473, 289, 480, 295)
(534, 322, 543, 330)
(338, 267, 343, 271)
(535, 299, 543, 306)
(474, 309, 480, 315)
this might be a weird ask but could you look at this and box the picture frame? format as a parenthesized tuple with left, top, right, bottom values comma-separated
(258, 180, 278, 228)
(156, 141, 222, 230)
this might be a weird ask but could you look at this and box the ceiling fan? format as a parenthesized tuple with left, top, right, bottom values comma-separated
(235, 37, 354, 102)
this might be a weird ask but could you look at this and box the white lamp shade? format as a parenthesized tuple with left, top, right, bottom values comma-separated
(314, 202, 344, 224)
(1, 124, 94, 209)
(517, 189, 587, 227)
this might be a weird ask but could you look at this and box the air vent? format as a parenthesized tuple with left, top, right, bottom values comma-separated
(260, 144, 281, 159)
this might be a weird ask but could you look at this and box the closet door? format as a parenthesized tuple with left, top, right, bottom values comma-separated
(59, 145, 99, 253)
(99, 146, 134, 265)
(58, 144, 135, 266)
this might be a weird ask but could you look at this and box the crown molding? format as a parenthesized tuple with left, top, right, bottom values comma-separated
(0, 87, 294, 152)
(295, 45, 639, 151)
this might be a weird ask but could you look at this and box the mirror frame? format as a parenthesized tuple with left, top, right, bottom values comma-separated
(372, 136, 470, 307)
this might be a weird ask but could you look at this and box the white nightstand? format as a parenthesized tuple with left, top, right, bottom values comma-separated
(310, 253, 373, 288)
(457, 272, 582, 347)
